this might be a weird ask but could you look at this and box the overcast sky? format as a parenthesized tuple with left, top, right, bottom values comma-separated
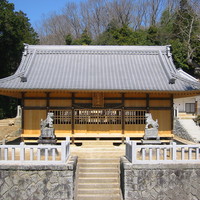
(8, 0, 80, 28)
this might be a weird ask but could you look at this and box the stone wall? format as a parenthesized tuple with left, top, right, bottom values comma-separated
(121, 157, 200, 200)
(0, 156, 77, 200)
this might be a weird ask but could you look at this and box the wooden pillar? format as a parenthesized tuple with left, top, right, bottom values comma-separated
(122, 93, 125, 143)
(170, 94, 174, 131)
(71, 93, 75, 144)
(21, 92, 25, 141)
(146, 93, 150, 113)
(46, 92, 50, 114)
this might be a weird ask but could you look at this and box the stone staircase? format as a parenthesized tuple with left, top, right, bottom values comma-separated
(71, 141, 124, 200)
(179, 119, 200, 142)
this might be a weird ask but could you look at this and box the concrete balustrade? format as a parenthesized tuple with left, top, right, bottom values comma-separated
(126, 138, 200, 164)
(0, 137, 70, 164)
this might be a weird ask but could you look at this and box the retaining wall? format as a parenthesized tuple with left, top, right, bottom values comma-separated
(121, 157, 200, 200)
(0, 156, 77, 200)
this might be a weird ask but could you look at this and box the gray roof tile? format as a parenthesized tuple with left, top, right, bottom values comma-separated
(0, 45, 199, 92)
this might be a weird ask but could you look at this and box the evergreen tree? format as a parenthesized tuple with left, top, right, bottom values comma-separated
(95, 24, 147, 45)
(146, 26, 161, 45)
(72, 29, 92, 45)
(0, 0, 38, 119)
(65, 34, 73, 45)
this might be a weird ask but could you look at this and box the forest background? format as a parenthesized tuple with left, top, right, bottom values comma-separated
(0, 0, 200, 118)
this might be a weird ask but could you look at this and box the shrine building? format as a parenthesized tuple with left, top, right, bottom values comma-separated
(0, 45, 199, 143)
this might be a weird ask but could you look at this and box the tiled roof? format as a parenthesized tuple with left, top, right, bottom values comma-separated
(0, 45, 199, 92)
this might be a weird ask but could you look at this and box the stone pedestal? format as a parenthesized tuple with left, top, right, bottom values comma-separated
(144, 128, 160, 140)
(38, 128, 57, 144)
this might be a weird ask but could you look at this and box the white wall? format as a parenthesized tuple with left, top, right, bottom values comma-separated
(174, 96, 200, 113)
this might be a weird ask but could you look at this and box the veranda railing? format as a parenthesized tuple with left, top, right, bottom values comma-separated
(0, 138, 70, 164)
(126, 138, 200, 164)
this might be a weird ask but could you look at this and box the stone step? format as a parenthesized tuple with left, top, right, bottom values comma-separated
(75, 146, 124, 149)
(78, 183, 120, 189)
(73, 151, 124, 155)
(74, 156, 123, 159)
(82, 141, 115, 145)
(74, 144, 123, 200)
(78, 173, 118, 178)
(76, 194, 121, 200)
(78, 178, 118, 183)
(72, 151, 124, 155)
(78, 158, 119, 163)
(79, 163, 119, 168)
(77, 188, 120, 195)
(79, 168, 119, 173)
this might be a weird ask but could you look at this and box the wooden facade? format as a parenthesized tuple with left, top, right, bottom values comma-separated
(21, 91, 173, 139)
(1, 45, 200, 142)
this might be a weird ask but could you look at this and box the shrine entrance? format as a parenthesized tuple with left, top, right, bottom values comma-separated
(74, 109, 122, 134)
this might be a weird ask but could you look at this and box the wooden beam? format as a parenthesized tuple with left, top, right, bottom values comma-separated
(23, 96, 171, 101)
(72, 93, 75, 136)
(23, 106, 171, 110)
(24, 97, 72, 100)
(122, 93, 125, 136)
(46, 92, 50, 114)
(171, 94, 174, 131)
(49, 106, 72, 110)
(21, 92, 25, 133)
(24, 107, 47, 110)
(146, 93, 150, 113)
(149, 107, 171, 110)
(24, 106, 72, 110)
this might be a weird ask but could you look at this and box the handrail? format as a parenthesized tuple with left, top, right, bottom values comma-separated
(126, 137, 200, 164)
(0, 137, 70, 164)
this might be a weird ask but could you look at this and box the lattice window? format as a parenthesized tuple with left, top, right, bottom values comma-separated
(49, 110, 72, 124)
(125, 110, 146, 124)
(74, 109, 122, 124)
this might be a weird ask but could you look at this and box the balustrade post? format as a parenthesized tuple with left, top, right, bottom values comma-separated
(172, 142, 176, 161)
(131, 142, 137, 163)
(20, 142, 25, 162)
(126, 137, 130, 142)
(125, 137, 130, 159)
(61, 141, 66, 163)
(66, 137, 70, 155)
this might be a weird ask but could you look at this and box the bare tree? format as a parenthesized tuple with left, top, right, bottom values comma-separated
(132, 0, 149, 30)
(36, 13, 71, 44)
(80, 0, 109, 38)
(147, 0, 165, 26)
(174, 0, 200, 70)
(62, 2, 82, 38)
(108, 0, 134, 27)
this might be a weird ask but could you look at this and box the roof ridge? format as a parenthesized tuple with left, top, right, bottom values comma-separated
(0, 72, 24, 83)
(34, 49, 164, 55)
(158, 50, 175, 84)
(171, 73, 200, 89)
(27, 44, 168, 52)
